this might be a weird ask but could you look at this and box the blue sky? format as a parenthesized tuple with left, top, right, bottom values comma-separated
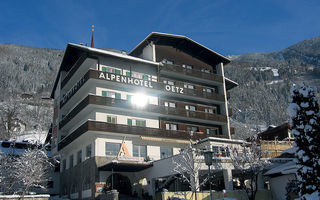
(0, 0, 320, 55)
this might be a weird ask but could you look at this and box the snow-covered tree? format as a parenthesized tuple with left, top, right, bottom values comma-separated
(0, 152, 19, 194)
(288, 83, 320, 199)
(14, 148, 53, 195)
(0, 146, 53, 195)
(229, 136, 270, 200)
(172, 143, 208, 200)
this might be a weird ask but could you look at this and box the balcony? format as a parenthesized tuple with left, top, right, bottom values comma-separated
(60, 69, 226, 108)
(59, 95, 228, 129)
(159, 63, 223, 84)
(58, 121, 228, 151)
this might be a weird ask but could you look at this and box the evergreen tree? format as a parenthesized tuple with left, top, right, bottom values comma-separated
(288, 83, 320, 199)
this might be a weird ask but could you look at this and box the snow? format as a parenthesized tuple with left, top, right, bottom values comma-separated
(264, 161, 297, 176)
(281, 147, 297, 155)
(266, 80, 284, 85)
(301, 102, 309, 108)
(288, 103, 301, 118)
(0, 195, 50, 198)
(297, 191, 320, 200)
(271, 68, 279, 76)
(15, 132, 47, 144)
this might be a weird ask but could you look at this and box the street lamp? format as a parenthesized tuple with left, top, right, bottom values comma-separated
(203, 150, 213, 200)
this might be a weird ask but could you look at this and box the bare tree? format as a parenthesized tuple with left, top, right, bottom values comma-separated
(229, 137, 270, 200)
(0, 146, 53, 196)
(172, 143, 208, 200)
(0, 152, 19, 194)
(13, 147, 53, 196)
(0, 95, 22, 140)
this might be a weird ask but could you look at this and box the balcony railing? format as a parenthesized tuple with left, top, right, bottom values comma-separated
(58, 121, 228, 151)
(160, 63, 223, 83)
(59, 95, 228, 129)
(60, 69, 226, 108)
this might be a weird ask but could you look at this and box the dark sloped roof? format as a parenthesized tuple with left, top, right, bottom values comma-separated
(130, 32, 231, 66)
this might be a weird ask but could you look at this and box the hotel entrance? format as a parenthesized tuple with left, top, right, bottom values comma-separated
(106, 173, 132, 195)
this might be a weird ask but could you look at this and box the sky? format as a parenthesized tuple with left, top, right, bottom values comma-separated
(0, 0, 320, 55)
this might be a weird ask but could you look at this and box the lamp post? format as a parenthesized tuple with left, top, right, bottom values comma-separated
(204, 150, 213, 200)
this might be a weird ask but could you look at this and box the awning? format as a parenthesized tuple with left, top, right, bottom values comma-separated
(99, 160, 153, 172)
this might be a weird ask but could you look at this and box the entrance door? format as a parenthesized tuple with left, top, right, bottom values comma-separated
(106, 173, 132, 196)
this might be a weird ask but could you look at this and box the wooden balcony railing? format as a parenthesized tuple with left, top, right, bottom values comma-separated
(160, 63, 223, 83)
(60, 69, 226, 108)
(59, 95, 228, 129)
(58, 121, 228, 151)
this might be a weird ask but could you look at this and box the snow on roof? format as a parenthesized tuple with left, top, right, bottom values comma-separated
(264, 161, 297, 176)
(69, 43, 159, 66)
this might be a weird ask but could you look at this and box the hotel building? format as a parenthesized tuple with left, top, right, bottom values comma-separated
(49, 32, 238, 199)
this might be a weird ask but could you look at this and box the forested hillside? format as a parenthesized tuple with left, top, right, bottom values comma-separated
(225, 36, 320, 138)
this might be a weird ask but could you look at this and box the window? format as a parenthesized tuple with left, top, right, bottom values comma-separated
(165, 123, 178, 130)
(133, 145, 147, 158)
(143, 75, 149, 80)
(105, 143, 120, 156)
(164, 101, 176, 108)
(102, 91, 107, 97)
(77, 150, 82, 164)
(163, 80, 175, 86)
(187, 126, 199, 132)
(184, 83, 194, 90)
(102, 66, 107, 72)
(165, 60, 174, 64)
(185, 105, 196, 111)
(182, 64, 193, 69)
(127, 118, 132, 126)
(126, 71, 131, 77)
(132, 72, 143, 79)
(203, 88, 214, 93)
(115, 69, 121, 75)
(127, 94, 132, 101)
(103, 91, 116, 98)
(101, 66, 121, 74)
(69, 155, 74, 168)
(128, 119, 146, 127)
(115, 93, 121, 99)
(201, 68, 211, 73)
(107, 116, 117, 124)
(212, 146, 229, 157)
(205, 108, 215, 114)
(136, 119, 146, 127)
(86, 144, 92, 158)
(206, 128, 218, 135)
(160, 147, 173, 159)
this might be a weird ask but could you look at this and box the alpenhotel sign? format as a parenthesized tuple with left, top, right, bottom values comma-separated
(98, 71, 184, 94)
(98, 72, 153, 88)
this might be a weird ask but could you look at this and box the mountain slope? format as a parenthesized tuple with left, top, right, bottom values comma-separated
(0, 44, 63, 96)
(225, 36, 320, 138)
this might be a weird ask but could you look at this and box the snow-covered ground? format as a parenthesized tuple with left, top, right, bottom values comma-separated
(14, 131, 47, 144)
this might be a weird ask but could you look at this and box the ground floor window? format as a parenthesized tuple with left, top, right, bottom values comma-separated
(160, 147, 173, 159)
(133, 145, 147, 158)
(105, 143, 120, 156)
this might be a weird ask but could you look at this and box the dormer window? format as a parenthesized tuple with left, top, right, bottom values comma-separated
(163, 80, 175, 86)
(182, 64, 193, 69)
(184, 83, 194, 90)
(165, 60, 174, 65)
(201, 68, 211, 73)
